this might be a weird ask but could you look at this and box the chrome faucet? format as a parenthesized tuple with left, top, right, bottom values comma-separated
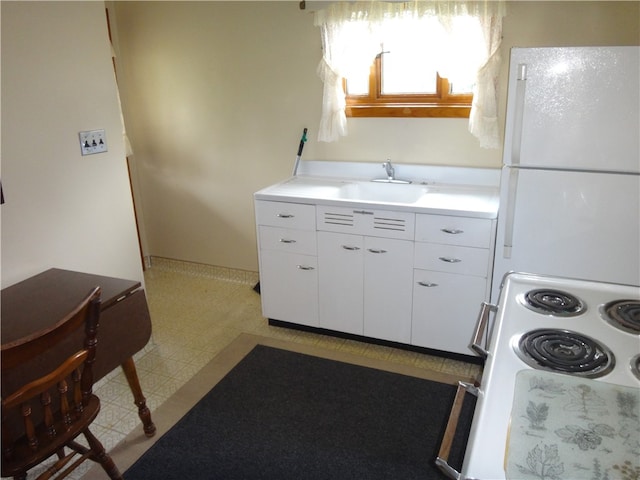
(372, 160, 411, 184)
(382, 160, 395, 180)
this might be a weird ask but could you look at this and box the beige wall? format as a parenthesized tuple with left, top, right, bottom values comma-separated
(1, 1, 144, 287)
(109, 1, 639, 272)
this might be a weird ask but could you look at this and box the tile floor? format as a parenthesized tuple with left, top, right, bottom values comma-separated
(28, 257, 482, 479)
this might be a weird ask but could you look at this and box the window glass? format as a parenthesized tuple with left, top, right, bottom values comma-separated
(343, 15, 482, 99)
(379, 17, 441, 95)
(345, 71, 369, 96)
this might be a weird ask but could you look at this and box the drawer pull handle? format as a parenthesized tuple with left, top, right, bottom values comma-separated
(341, 245, 361, 251)
(367, 248, 387, 254)
(417, 281, 438, 288)
(441, 228, 463, 234)
(296, 265, 315, 271)
(277, 213, 294, 218)
(439, 257, 461, 263)
(279, 239, 297, 244)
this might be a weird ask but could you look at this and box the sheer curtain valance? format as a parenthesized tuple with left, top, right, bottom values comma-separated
(314, 1, 506, 149)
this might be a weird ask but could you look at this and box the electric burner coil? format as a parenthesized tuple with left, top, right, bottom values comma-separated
(519, 289, 586, 317)
(514, 328, 615, 378)
(631, 354, 640, 381)
(601, 299, 640, 334)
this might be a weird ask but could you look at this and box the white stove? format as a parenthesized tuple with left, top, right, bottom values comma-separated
(452, 272, 640, 480)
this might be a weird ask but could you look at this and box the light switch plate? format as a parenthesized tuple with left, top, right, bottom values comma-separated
(79, 129, 107, 155)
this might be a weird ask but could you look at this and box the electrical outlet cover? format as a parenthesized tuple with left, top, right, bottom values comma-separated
(79, 129, 107, 155)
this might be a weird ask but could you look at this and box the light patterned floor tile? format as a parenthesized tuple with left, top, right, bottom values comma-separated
(73, 260, 481, 479)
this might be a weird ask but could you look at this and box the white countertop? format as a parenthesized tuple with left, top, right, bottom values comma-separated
(254, 170, 499, 219)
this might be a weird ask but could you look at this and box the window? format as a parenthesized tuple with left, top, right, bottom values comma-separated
(344, 53, 473, 118)
(343, 14, 483, 118)
(314, 1, 506, 147)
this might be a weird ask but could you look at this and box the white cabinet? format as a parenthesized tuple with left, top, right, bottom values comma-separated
(259, 251, 318, 327)
(255, 198, 497, 357)
(316, 205, 415, 344)
(411, 214, 496, 355)
(412, 271, 486, 354)
(362, 236, 414, 343)
(255, 200, 318, 327)
(317, 232, 364, 335)
(317, 232, 413, 343)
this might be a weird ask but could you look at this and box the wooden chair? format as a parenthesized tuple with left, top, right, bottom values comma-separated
(1, 286, 123, 480)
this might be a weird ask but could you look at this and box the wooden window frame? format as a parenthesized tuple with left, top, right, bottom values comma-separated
(345, 55, 472, 118)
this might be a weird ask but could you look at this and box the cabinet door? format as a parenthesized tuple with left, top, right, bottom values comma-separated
(364, 237, 414, 343)
(411, 270, 486, 355)
(317, 232, 364, 335)
(259, 250, 318, 327)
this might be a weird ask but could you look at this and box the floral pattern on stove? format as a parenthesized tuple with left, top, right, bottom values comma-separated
(617, 391, 639, 419)
(507, 370, 640, 480)
(516, 443, 564, 479)
(528, 376, 566, 395)
(525, 401, 549, 430)
(555, 423, 614, 450)
(565, 384, 609, 419)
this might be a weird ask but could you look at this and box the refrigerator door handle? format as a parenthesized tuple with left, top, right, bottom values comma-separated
(510, 63, 528, 167)
(502, 167, 520, 259)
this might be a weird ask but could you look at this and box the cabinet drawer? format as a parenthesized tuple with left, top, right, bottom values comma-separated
(415, 214, 492, 247)
(414, 243, 489, 277)
(259, 226, 317, 255)
(255, 200, 316, 230)
(317, 205, 415, 240)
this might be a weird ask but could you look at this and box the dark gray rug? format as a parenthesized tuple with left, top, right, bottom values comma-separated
(124, 345, 475, 479)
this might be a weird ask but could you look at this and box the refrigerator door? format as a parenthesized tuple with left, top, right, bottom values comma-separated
(504, 46, 640, 173)
(492, 167, 640, 299)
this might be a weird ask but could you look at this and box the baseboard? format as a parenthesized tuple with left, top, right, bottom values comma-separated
(146, 256, 260, 286)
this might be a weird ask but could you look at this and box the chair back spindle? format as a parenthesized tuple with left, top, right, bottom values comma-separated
(1, 286, 123, 480)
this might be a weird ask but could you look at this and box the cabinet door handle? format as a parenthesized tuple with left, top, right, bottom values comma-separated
(367, 248, 387, 254)
(439, 257, 461, 263)
(277, 213, 294, 218)
(341, 245, 360, 251)
(441, 228, 463, 235)
(279, 238, 297, 244)
(296, 265, 315, 271)
(417, 281, 439, 288)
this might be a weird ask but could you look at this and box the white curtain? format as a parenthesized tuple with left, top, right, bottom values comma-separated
(314, 1, 506, 149)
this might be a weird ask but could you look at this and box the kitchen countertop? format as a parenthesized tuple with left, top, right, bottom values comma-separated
(254, 173, 499, 219)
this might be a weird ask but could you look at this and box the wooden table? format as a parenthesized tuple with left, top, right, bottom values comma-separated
(1, 268, 156, 437)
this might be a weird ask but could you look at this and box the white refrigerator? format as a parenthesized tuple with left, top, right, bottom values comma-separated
(492, 46, 640, 300)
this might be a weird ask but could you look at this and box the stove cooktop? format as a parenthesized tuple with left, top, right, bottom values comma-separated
(502, 273, 640, 387)
(461, 272, 640, 480)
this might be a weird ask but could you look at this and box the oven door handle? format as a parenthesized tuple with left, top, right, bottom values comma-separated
(435, 381, 479, 480)
(470, 301, 497, 358)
